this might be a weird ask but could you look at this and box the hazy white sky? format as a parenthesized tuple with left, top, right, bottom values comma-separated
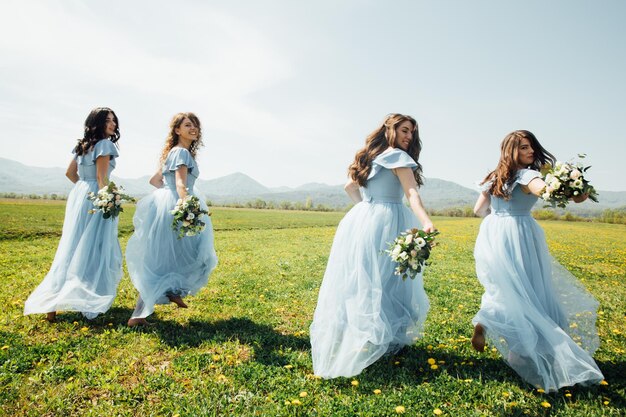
(1, 0, 624, 190)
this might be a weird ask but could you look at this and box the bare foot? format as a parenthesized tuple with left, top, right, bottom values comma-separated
(127, 318, 150, 327)
(46, 312, 57, 323)
(471, 323, 486, 352)
(167, 294, 188, 308)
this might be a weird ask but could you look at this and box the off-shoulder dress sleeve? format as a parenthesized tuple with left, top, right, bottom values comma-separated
(164, 148, 196, 175)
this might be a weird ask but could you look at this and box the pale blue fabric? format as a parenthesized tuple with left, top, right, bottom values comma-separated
(310, 148, 429, 378)
(473, 169, 604, 391)
(24, 139, 122, 319)
(125, 147, 217, 319)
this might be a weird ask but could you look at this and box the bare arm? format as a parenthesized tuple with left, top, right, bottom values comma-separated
(395, 167, 435, 233)
(95, 156, 110, 189)
(521, 177, 547, 197)
(65, 159, 79, 183)
(174, 166, 189, 200)
(149, 169, 164, 188)
(523, 177, 588, 203)
(344, 178, 362, 204)
(473, 192, 491, 217)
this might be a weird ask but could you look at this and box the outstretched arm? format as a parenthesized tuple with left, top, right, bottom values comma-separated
(395, 167, 435, 233)
(344, 178, 362, 204)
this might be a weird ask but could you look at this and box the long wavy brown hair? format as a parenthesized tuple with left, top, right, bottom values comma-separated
(348, 113, 423, 186)
(159, 112, 204, 166)
(72, 107, 120, 156)
(481, 130, 556, 199)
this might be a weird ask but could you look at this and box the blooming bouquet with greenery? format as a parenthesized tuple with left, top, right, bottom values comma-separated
(386, 228, 439, 280)
(540, 155, 599, 208)
(87, 181, 134, 219)
(171, 194, 210, 239)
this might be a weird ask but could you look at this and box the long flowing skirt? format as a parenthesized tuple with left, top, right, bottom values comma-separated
(24, 180, 123, 319)
(472, 214, 604, 391)
(125, 187, 218, 319)
(310, 201, 429, 378)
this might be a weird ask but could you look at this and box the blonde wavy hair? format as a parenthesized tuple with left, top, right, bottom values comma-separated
(159, 112, 203, 166)
(348, 113, 423, 186)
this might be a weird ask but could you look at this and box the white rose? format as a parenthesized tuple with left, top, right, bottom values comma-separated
(392, 246, 402, 256)
(542, 192, 551, 200)
(405, 235, 413, 244)
(187, 213, 195, 220)
(551, 179, 561, 189)
(410, 249, 418, 257)
(569, 169, 581, 180)
(182, 220, 190, 227)
(545, 173, 554, 183)
(186, 231, 195, 236)
(400, 252, 408, 260)
(415, 237, 426, 248)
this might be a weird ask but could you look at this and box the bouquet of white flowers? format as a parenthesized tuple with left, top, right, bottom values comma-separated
(386, 228, 439, 280)
(171, 194, 210, 239)
(87, 181, 135, 219)
(540, 155, 599, 208)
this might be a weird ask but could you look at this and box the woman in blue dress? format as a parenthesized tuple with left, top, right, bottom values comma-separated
(310, 113, 435, 378)
(24, 107, 123, 322)
(126, 112, 217, 327)
(471, 130, 604, 391)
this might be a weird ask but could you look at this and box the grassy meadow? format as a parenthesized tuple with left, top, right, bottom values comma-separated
(1, 199, 624, 416)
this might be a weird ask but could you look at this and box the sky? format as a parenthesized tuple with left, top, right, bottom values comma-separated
(1, 0, 624, 191)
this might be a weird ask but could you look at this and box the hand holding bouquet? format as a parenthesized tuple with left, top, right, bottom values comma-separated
(386, 228, 439, 280)
(171, 194, 210, 239)
(540, 155, 599, 208)
(87, 181, 135, 219)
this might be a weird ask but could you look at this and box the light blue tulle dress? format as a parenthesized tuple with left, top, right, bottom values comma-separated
(125, 147, 217, 319)
(24, 139, 123, 319)
(473, 169, 604, 391)
(310, 148, 430, 378)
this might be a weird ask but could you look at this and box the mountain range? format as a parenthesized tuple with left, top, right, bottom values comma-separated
(1, 157, 624, 213)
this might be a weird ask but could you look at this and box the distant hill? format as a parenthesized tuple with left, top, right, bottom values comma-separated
(2, 157, 624, 212)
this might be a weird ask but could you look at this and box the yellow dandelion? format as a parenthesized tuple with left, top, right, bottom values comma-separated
(291, 399, 302, 406)
(284, 400, 291, 405)
(108, 323, 113, 326)
(284, 364, 293, 369)
(603, 400, 609, 405)
(540, 401, 551, 408)
(395, 405, 406, 413)
(394, 361, 400, 365)
(434, 408, 443, 415)
(565, 393, 572, 398)
(600, 380, 609, 386)
(463, 379, 472, 383)
(1, 345, 8, 350)
(427, 345, 433, 350)
(299, 391, 308, 398)
(351, 380, 359, 387)
(427, 358, 436, 365)
(536, 388, 545, 393)
(430, 364, 438, 370)
(72, 321, 79, 326)
(80, 327, 89, 332)
(212, 355, 221, 361)
(373, 389, 382, 395)
(502, 392, 510, 397)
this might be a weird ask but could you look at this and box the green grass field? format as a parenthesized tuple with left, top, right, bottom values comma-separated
(1, 200, 624, 416)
